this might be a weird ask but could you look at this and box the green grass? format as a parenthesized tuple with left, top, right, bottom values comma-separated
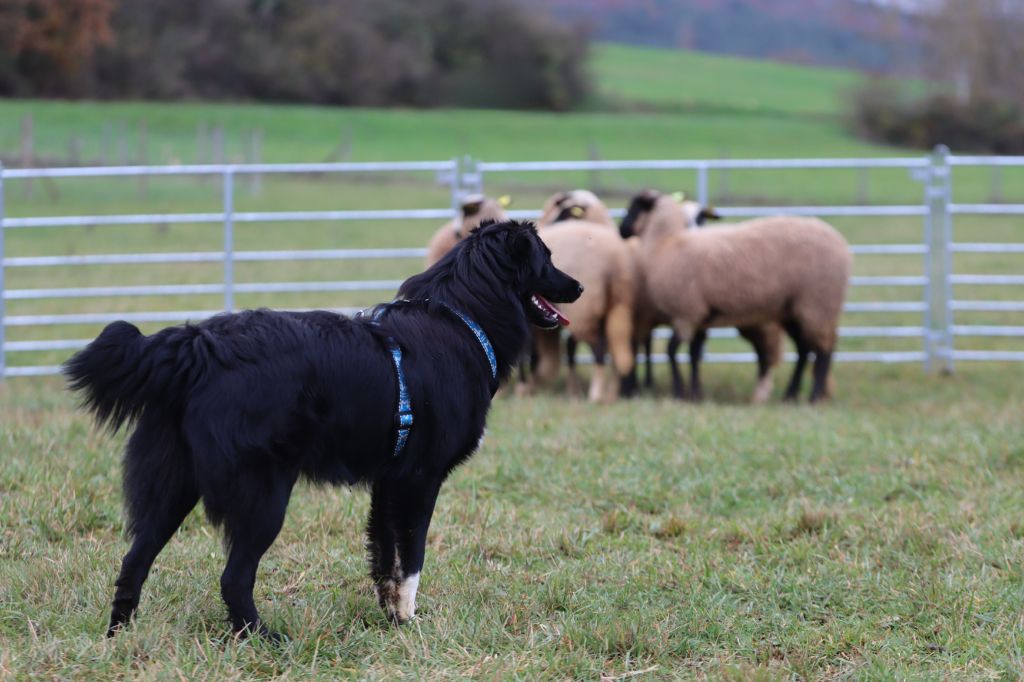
(1, 40, 1023, 679)
(591, 44, 863, 117)
(2, 366, 1024, 679)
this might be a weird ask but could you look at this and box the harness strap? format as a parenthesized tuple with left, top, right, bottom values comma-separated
(386, 340, 414, 457)
(371, 300, 497, 457)
(440, 302, 498, 381)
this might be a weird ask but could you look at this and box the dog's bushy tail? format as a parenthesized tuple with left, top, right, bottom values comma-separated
(63, 321, 185, 432)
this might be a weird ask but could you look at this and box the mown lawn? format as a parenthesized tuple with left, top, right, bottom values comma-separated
(1, 364, 1022, 679)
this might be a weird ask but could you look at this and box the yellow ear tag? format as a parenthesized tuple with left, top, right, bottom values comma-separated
(570, 206, 585, 218)
(670, 191, 686, 203)
(498, 195, 513, 207)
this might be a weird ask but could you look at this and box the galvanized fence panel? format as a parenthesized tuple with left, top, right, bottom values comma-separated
(1, 148, 1022, 379)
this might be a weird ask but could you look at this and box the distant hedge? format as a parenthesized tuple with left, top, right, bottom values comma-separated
(849, 81, 1024, 155)
(0, 0, 591, 111)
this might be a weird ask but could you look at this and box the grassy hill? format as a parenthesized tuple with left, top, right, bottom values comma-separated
(0, 44, 890, 167)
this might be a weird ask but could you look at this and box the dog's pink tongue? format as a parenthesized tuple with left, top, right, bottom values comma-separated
(536, 294, 571, 326)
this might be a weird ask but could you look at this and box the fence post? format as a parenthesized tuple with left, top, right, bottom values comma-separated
(448, 158, 463, 218)
(696, 164, 709, 207)
(0, 163, 6, 381)
(461, 155, 483, 196)
(223, 169, 235, 312)
(924, 145, 953, 373)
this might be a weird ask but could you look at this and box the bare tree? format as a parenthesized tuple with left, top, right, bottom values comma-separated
(926, 0, 1024, 106)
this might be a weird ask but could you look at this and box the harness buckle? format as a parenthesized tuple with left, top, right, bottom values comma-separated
(395, 411, 414, 428)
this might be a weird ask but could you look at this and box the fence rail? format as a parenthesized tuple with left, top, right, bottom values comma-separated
(1, 147, 1022, 379)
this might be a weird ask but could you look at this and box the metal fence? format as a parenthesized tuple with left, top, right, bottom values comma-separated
(1, 146, 1022, 379)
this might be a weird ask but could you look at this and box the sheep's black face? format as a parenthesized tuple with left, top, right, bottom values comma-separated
(506, 224, 582, 328)
(619, 189, 660, 238)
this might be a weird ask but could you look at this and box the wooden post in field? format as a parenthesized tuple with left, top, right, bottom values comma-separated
(68, 135, 81, 166)
(212, 125, 225, 166)
(247, 128, 263, 196)
(117, 123, 129, 165)
(20, 115, 33, 198)
(138, 120, 149, 198)
(990, 166, 1003, 202)
(101, 122, 112, 165)
(587, 141, 601, 193)
(342, 124, 353, 160)
(718, 148, 731, 202)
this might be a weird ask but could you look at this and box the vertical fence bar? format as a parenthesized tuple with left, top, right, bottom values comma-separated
(448, 158, 463, 218)
(696, 164, 709, 208)
(223, 169, 235, 312)
(0, 164, 6, 381)
(924, 145, 953, 373)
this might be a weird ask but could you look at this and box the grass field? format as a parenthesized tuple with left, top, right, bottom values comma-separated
(2, 366, 1023, 679)
(1, 41, 1023, 678)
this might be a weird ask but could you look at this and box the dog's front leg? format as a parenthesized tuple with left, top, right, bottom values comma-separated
(366, 476, 443, 623)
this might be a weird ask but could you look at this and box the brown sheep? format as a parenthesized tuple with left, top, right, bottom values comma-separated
(621, 191, 851, 403)
(622, 192, 785, 403)
(529, 220, 635, 403)
(424, 194, 509, 267)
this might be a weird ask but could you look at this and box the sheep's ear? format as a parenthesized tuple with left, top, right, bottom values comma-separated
(498, 194, 513, 208)
(703, 205, 722, 221)
(570, 205, 585, 218)
(670, 191, 686, 203)
(462, 200, 484, 217)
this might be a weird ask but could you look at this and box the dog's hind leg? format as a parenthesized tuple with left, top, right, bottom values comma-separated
(217, 464, 297, 640)
(367, 476, 443, 624)
(108, 416, 198, 637)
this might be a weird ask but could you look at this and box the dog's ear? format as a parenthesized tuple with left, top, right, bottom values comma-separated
(509, 225, 535, 262)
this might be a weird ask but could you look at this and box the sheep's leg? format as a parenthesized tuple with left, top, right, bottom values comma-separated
(643, 332, 655, 390)
(605, 302, 634, 404)
(688, 330, 708, 402)
(565, 336, 581, 397)
(534, 329, 561, 392)
(739, 324, 781, 404)
(620, 337, 640, 398)
(667, 333, 686, 400)
(810, 351, 832, 403)
(588, 338, 608, 403)
(782, 320, 810, 402)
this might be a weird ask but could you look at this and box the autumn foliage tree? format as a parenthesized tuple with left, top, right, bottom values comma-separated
(0, 0, 113, 95)
(0, 0, 591, 111)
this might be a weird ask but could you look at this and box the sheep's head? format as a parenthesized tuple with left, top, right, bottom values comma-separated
(539, 189, 614, 227)
(457, 194, 510, 237)
(619, 189, 662, 238)
(681, 201, 723, 228)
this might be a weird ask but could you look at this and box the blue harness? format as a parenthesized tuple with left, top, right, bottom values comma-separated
(372, 301, 497, 457)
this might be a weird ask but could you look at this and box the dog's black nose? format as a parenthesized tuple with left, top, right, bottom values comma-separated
(576, 284, 585, 297)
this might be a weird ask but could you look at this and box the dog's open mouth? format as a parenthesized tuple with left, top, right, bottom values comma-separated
(529, 294, 570, 327)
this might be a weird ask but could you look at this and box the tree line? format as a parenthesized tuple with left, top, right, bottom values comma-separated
(850, 0, 1024, 154)
(0, 0, 591, 111)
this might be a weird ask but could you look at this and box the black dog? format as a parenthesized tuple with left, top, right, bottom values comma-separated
(64, 220, 582, 640)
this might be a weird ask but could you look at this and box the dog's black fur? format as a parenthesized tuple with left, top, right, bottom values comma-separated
(64, 220, 582, 640)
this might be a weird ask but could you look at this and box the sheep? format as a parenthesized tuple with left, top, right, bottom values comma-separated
(538, 189, 616, 228)
(616, 192, 784, 403)
(620, 191, 851, 403)
(424, 194, 509, 267)
(528, 219, 636, 403)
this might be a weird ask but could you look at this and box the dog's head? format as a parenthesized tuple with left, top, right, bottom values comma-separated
(473, 220, 583, 329)
(403, 220, 583, 329)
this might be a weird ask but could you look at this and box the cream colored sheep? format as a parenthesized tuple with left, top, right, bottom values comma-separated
(620, 193, 784, 403)
(528, 220, 635, 403)
(538, 189, 616, 228)
(621, 192, 851, 403)
(424, 194, 509, 267)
